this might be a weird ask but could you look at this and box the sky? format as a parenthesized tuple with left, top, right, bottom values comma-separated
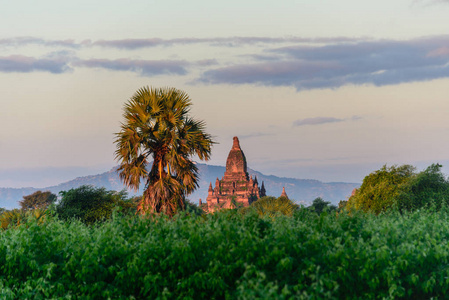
(1, 0, 449, 188)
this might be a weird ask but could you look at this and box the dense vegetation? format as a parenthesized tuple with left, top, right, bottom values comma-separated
(2, 207, 449, 299)
(0, 186, 138, 229)
(3, 162, 449, 298)
(57, 186, 138, 225)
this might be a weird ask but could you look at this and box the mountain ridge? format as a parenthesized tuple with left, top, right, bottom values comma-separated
(0, 164, 360, 209)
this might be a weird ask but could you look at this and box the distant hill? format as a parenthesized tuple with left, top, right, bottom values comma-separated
(0, 164, 360, 209)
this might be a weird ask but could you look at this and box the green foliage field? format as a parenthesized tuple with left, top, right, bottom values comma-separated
(2, 207, 449, 299)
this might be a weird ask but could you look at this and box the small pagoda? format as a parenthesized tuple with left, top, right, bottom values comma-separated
(205, 136, 266, 212)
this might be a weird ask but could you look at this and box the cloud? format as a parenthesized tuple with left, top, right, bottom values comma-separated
(413, 0, 449, 6)
(199, 60, 342, 88)
(195, 59, 219, 66)
(293, 117, 344, 126)
(239, 132, 274, 139)
(0, 36, 365, 50)
(0, 54, 72, 73)
(197, 36, 449, 90)
(91, 36, 363, 49)
(75, 58, 188, 76)
(350, 115, 362, 121)
(0, 37, 79, 48)
(3, 35, 449, 90)
(293, 116, 362, 127)
(427, 46, 449, 57)
(92, 38, 167, 49)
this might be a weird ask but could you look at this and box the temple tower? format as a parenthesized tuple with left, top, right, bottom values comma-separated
(223, 137, 248, 181)
(280, 187, 289, 199)
(205, 136, 265, 212)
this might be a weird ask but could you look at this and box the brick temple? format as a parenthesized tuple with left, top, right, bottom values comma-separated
(204, 136, 266, 212)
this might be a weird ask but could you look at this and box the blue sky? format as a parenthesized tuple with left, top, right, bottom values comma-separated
(1, 0, 449, 187)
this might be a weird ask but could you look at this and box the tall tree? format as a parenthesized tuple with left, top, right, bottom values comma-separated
(309, 197, 336, 215)
(19, 191, 57, 211)
(396, 163, 449, 211)
(346, 164, 415, 214)
(57, 185, 127, 225)
(114, 87, 214, 216)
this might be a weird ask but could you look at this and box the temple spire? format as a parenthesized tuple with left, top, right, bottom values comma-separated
(232, 136, 241, 150)
(281, 187, 288, 199)
(225, 136, 248, 175)
(208, 182, 213, 195)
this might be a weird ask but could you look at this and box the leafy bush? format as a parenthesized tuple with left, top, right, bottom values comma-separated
(3, 208, 449, 298)
(19, 190, 57, 211)
(240, 196, 298, 217)
(347, 164, 415, 214)
(184, 199, 205, 216)
(56, 185, 134, 224)
(308, 197, 337, 215)
(396, 163, 449, 211)
(0, 209, 26, 230)
(0, 208, 51, 230)
(347, 164, 449, 214)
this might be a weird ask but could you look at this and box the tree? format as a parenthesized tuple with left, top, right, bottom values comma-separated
(309, 197, 336, 215)
(114, 87, 214, 216)
(56, 185, 128, 225)
(346, 164, 449, 214)
(184, 199, 205, 216)
(19, 190, 57, 211)
(346, 164, 415, 214)
(241, 196, 298, 218)
(337, 200, 347, 212)
(396, 163, 449, 211)
(0, 209, 26, 230)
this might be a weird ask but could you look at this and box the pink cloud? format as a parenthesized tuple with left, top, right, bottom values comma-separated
(427, 47, 449, 57)
(0, 54, 71, 73)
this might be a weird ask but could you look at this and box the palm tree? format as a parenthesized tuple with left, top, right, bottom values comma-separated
(114, 87, 214, 216)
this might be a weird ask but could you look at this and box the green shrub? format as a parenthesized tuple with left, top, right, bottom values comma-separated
(184, 199, 205, 216)
(56, 185, 132, 225)
(348, 164, 449, 214)
(347, 164, 415, 214)
(0, 209, 26, 230)
(309, 197, 337, 215)
(241, 196, 298, 217)
(396, 163, 449, 211)
(19, 190, 57, 211)
(0, 208, 52, 230)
